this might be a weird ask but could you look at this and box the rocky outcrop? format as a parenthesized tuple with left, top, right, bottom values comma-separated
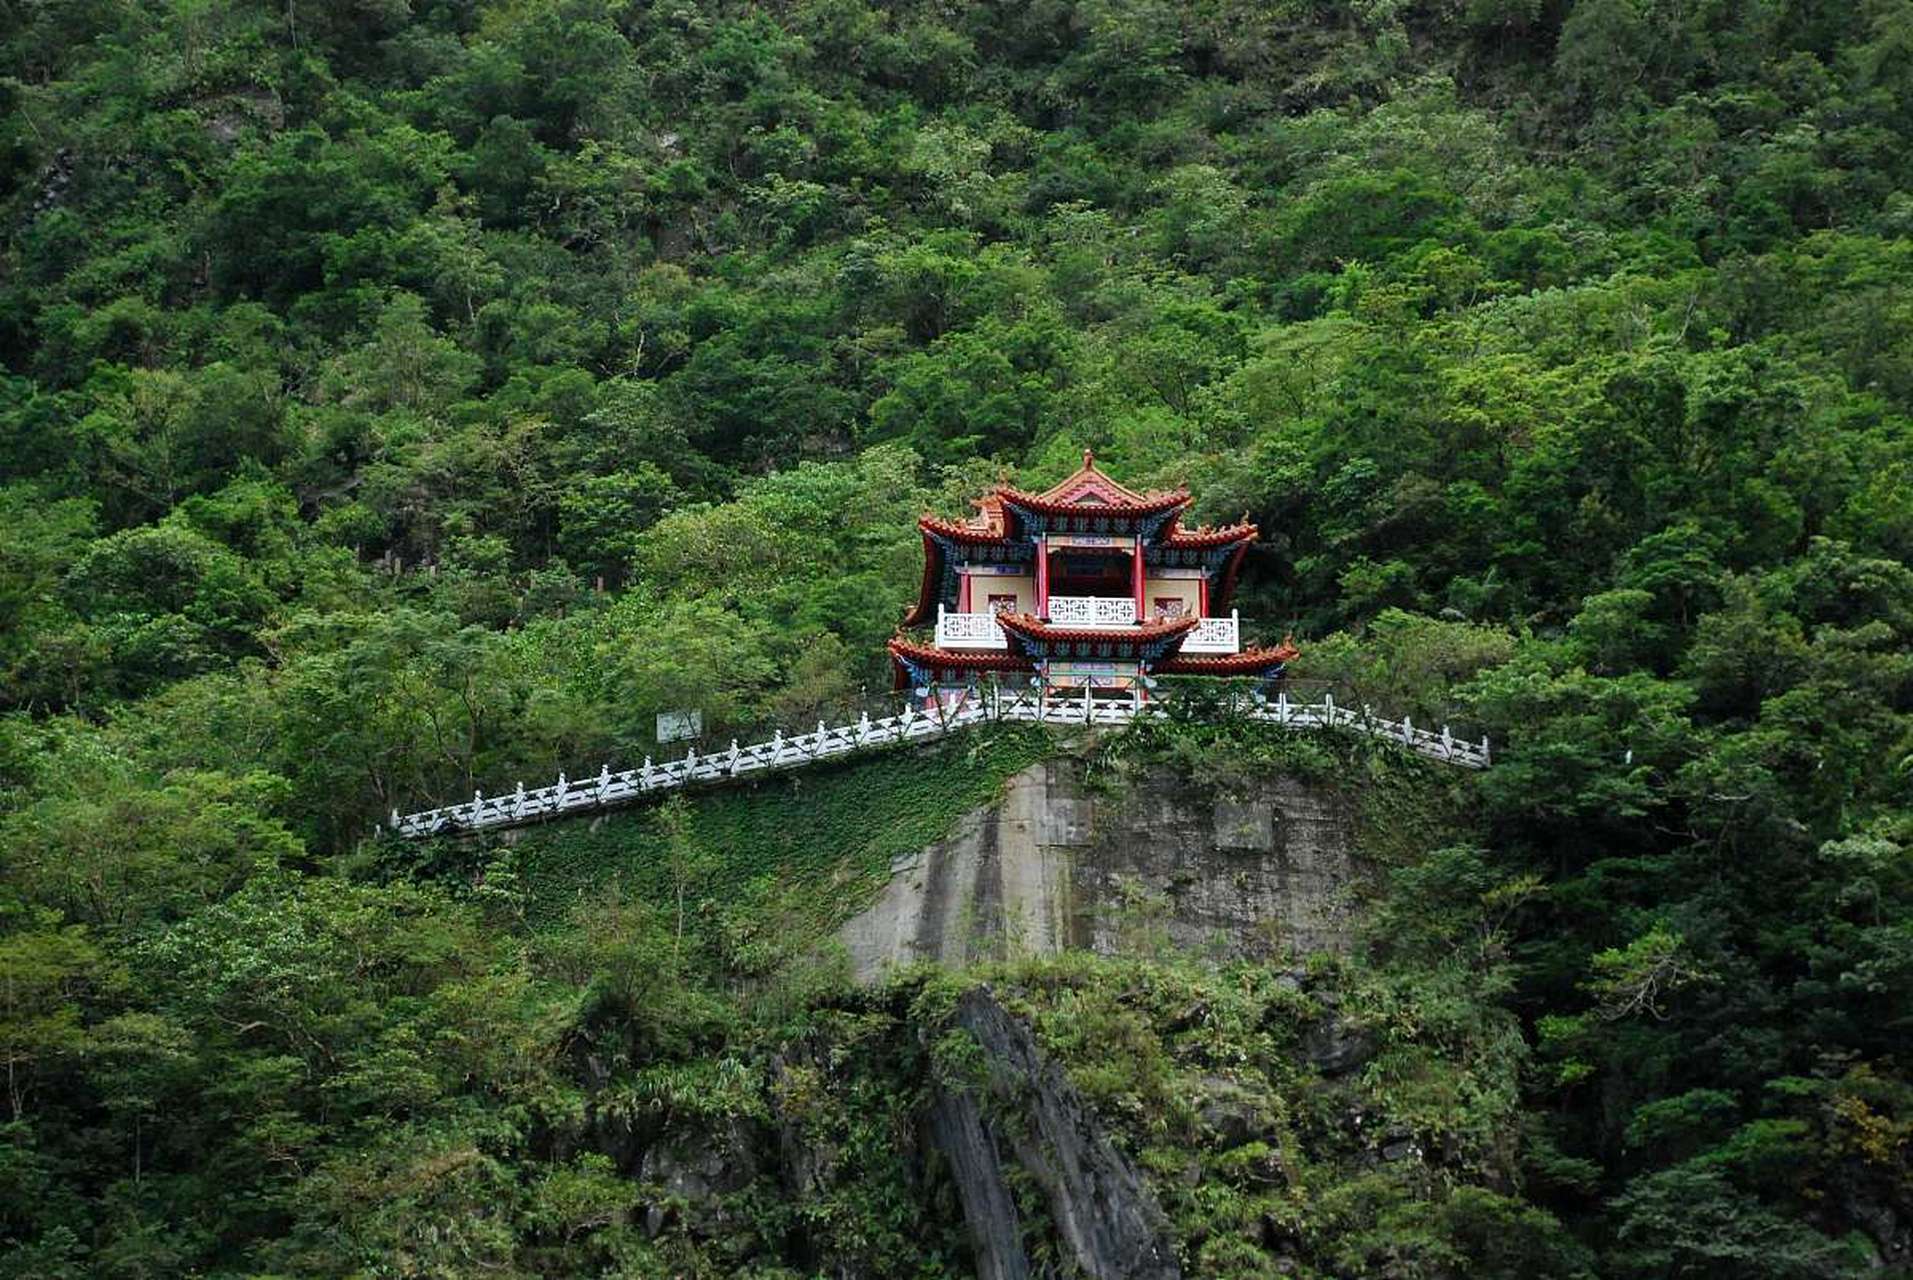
(926, 1079, 1032, 1280)
(839, 756, 1360, 980)
(930, 986, 1182, 1280)
(1303, 990, 1378, 1076)
(609, 987, 1182, 1277)
(635, 1118, 762, 1239)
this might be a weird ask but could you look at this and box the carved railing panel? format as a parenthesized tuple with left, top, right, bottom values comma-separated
(935, 607, 1008, 649)
(1046, 596, 1140, 627)
(1179, 611, 1240, 654)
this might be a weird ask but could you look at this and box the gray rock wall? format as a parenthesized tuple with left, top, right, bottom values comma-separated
(839, 754, 1360, 980)
(930, 986, 1182, 1280)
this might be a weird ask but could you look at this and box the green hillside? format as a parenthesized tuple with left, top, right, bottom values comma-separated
(499, 723, 1053, 933)
(2, 1, 1910, 1275)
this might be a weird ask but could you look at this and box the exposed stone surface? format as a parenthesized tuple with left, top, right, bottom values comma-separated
(839, 755, 1361, 980)
(1830, 1168, 1911, 1271)
(635, 1119, 761, 1237)
(1193, 1075, 1274, 1150)
(767, 1043, 840, 1200)
(930, 987, 1181, 1280)
(1303, 1008, 1377, 1077)
(926, 1075, 1033, 1280)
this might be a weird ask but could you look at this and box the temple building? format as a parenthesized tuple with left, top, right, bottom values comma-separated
(889, 452, 1298, 703)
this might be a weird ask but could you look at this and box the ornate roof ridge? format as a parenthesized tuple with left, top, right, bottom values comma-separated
(995, 449, 1190, 515)
(918, 512, 1013, 543)
(1158, 638, 1299, 674)
(1159, 512, 1258, 548)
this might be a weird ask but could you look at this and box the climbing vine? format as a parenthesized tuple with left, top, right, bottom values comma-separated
(507, 724, 1054, 933)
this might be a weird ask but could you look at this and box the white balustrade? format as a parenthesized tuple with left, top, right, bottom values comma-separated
(935, 605, 1009, 649)
(1179, 610, 1241, 654)
(1046, 595, 1141, 627)
(389, 687, 1491, 839)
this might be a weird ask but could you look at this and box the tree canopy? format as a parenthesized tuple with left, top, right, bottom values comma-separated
(1, 0, 1909, 1275)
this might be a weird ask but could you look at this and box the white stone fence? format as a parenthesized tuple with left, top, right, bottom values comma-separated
(388, 689, 1491, 840)
(1047, 595, 1143, 627)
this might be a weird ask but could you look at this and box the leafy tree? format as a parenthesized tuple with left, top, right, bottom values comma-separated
(0, 0, 1909, 1270)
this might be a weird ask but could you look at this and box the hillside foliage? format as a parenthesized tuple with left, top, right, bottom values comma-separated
(2, 0, 1911, 1275)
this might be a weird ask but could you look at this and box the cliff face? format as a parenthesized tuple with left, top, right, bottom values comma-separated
(838, 753, 1361, 980)
(568, 736, 1512, 1279)
(926, 986, 1185, 1280)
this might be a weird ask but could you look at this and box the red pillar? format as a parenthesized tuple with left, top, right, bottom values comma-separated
(1035, 536, 1049, 615)
(1199, 574, 1209, 617)
(959, 571, 972, 613)
(1132, 536, 1145, 622)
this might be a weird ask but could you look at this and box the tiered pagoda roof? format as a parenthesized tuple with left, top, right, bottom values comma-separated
(903, 452, 1259, 628)
(886, 636, 1034, 681)
(888, 452, 1296, 691)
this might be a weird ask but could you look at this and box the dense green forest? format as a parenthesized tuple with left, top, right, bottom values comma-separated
(2, 0, 1911, 1274)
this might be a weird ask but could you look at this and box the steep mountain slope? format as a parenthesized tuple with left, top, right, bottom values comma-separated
(2, 1, 1910, 1275)
(425, 723, 1529, 1278)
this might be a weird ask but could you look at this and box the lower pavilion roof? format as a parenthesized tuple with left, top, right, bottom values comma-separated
(991, 612, 1199, 651)
(1159, 516, 1258, 549)
(1158, 640, 1299, 676)
(886, 635, 1035, 688)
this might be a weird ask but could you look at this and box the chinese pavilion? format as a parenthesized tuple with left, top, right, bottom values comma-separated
(889, 452, 1298, 702)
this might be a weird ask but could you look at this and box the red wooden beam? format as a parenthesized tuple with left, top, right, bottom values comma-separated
(1131, 536, 1144, 621)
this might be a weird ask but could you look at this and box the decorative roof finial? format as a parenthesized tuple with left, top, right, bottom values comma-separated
(1083, 447, 1095, 469)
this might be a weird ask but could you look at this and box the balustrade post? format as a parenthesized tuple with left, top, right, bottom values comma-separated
(728, 739, 740, 774)
(1277, 691, 1290, 725)
(642, 757, 654, 788)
